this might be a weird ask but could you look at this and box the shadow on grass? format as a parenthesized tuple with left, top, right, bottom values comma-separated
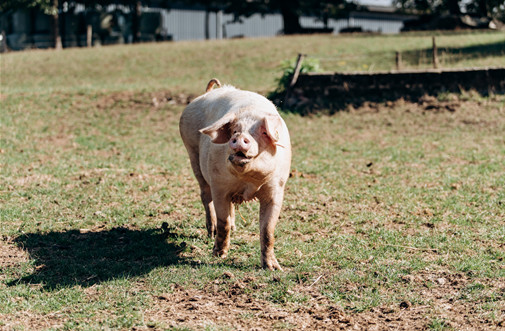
(8, 227, 189, 289)
(402, 40, 505, 66)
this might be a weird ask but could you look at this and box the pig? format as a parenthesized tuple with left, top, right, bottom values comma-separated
(179, 78, 291, 270)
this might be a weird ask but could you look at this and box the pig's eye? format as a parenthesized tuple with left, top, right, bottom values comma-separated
(233, 131, 237, 134)
(262, 132, 267, 136)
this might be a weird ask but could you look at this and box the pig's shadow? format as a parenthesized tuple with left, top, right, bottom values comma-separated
(9, 227, 187, 289)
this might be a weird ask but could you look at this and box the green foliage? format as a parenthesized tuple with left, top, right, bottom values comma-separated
(0, 0, 54, 13)
(277, 56, 321, 92)
(186, 0, 354, 34)
(427, 317, 452, 330)
(395, 0, 505, 22)
(268, 56, 321, 105)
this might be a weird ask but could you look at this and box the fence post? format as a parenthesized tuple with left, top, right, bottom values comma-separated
(284, 53, 305, 105)
(289, 53, 305, 88)
(86, 25, 92, 47)
(396, 51, 402, 70)
(432, 36, 438, 69)
(0, 30, 7, 52)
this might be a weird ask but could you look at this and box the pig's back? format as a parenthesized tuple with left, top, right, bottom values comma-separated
(180, 86, 279, 147)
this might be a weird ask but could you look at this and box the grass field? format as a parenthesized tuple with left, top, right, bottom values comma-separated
(1, 32, 505, 329)
(2, 31, 505, 95)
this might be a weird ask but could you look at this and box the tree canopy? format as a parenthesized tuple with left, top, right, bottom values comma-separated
(395, 0, 505, 22)
(1, 0, 54, 13)
(184, 0, 355, 34)
(2, 0, 503, 50)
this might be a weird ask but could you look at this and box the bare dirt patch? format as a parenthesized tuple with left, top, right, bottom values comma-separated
(0, 238, 30, 277)
(14, 174, 58, 188)
(145, 273, 504, 330)
(93, 90, 196, 111)
(0, 310, 67, 331)
(147, 282, 353, 330)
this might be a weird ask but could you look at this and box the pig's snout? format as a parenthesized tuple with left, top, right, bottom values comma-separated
(229, 135, 251, 153)
(228, 133, 255, 167)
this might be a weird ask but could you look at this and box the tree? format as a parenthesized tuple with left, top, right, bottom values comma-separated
(185, 0, 355, 35)
(1, 0, 62, 49)
(0, 0, 51, 12)
(395, 0, 505, 22)
(465, 0, 505, 19)
(1, 0, 171, 48)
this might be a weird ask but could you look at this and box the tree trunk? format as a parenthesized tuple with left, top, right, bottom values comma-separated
(205, 10, 210, 39)
(279, 0, 302, 34)
(447, 0, 461, 15)
(53, 0, 62, 49)
(477, 0, 488, 17)
(30, 8, 37, 48)
(132, 1, 142, 43)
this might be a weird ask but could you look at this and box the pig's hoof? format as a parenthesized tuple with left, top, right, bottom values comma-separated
(262, 258, 283, 271)
(213, 248, 228, 258)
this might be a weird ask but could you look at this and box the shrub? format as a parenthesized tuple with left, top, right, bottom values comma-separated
(275, 57, 320, 94)
(268, 56, 320, 106)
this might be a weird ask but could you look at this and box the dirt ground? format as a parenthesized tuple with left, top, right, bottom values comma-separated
(143, 272, 504, 330)
(2, 232, 502, 330)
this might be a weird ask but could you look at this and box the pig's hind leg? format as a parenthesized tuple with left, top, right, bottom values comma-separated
(200, 183, 217, 238)
(187, 151, 217, 238)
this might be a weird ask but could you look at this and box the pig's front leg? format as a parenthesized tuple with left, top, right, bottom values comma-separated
(211, 190, 233, 258)
(200, 184, 217, 238)
(258, 187, 285, 271)
(230, 204, 236, 232)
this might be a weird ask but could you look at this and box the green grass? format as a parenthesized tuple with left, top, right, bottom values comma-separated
(1, 31, 504, 329)
(1, 31, 504, 95)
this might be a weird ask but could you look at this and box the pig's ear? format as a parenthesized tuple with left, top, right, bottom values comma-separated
(200, 113, 236, 144)
(261, 115, 283, 146)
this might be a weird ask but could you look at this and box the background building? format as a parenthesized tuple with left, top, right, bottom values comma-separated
(0, 4, 416, 51)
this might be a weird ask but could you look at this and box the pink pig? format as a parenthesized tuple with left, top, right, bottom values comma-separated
(179, 79, 291, 270)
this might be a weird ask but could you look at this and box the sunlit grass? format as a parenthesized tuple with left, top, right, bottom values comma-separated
(1, 31, 504, 95)
(0, 32, 504, 329)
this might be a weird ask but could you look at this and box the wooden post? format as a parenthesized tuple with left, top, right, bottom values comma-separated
(432, 36, 438, 69)
(284, 53, 305, 105)
(86, 25, 92, 47)
(395, 51, 402, 70)
(289, 53, 305, 88)
(0, 30, 7, 52)
(53, 0, 63, 49)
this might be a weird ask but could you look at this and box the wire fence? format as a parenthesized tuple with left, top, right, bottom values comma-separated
(303, 36, 505, 73)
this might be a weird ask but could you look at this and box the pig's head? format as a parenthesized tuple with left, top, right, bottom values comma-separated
(200, 112, 284, 169)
